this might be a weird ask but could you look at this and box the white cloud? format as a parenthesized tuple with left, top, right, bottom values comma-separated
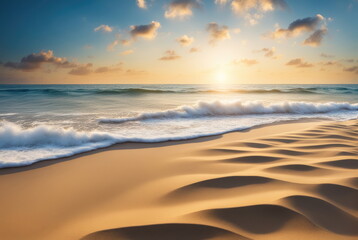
(165, 0, 201, 19)
(176, 35, 194, 46)
(137, 0, 147, 9)
(94, 24, 113, 33)
(231, 0, 287, 13)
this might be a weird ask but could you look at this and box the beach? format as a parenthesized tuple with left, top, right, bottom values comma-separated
(1, 0, 358, 239)
(0, 119, 357, 240)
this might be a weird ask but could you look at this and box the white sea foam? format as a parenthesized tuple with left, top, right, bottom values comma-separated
(0, 121, 115, 148)
(99, 100, 358, 123)
(0, 121, 118, 168)
(0, 120, 245, 168)
(0, 113, 17, 116)
(1, 100, 357, 168)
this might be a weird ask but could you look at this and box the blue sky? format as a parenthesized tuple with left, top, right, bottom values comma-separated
(0, 0, 357, 84)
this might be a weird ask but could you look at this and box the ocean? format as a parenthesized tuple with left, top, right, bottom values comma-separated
(0, 84, 357, 168)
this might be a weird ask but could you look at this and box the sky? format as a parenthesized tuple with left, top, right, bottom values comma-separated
(0, 0, 357, 84)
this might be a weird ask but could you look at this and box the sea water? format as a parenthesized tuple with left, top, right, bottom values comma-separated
(0, 84, 357, 168)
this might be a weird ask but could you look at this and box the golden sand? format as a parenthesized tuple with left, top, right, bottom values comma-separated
(0, 120, 357, 240)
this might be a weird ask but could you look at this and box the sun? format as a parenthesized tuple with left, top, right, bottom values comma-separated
(215, 70, 227, 83)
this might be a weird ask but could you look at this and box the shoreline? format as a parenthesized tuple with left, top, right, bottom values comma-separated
(0, 118, 326, 174)
(0, 119, 357, 240)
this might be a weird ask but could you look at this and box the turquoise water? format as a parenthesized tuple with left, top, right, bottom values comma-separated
(0, 84, 357, 168)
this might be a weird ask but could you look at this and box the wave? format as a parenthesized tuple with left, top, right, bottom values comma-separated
(0, 120, 253, 168)
(0, 121, 116, 148)
(94, 88, 318, 95)
(0, 121, 120, 168)
(1, 86, 358, 96)
(0, 113, 17, 116)
(1, 99, 357, 168)
(99, 100, 358, 123)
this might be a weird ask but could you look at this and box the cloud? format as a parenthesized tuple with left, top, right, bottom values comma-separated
(320, 53, 334, 58)
(231, 0, 287, 13)
(125, 69, 147, 75)
(256, 47, 277, 58)
(269, 14, 324, 39)
(234, 58, 259, 66)
(1, 50, 126, 77)
(176, 35, 194, 46)
(303, 28, 327, 47)
(121, 50, 134, 55)
(244, 13, 263, 25)
(68, 63, 122, 75)
(207, 23, 231, 44)
(3, 50, 77, 71)
(159, 50, 181, 61)
(229, 0, 286, 24)
(107, 40, 119, 51)
(321, 61, 339, 66)
(344, 66, 358, 74)
(231, 0, 287, 25)
(121, 39, 132, 46)
(94, 65, 122, 73)
(68, 63, 93, 75)
(137, 0, 147, 9)
(130, 21, 161, 40)
(190, 47, 199, 53)
(267, 14, 328, 47)
(94, 24, 113, 33)
(94, 67, 110, 73)
(259, 0, 287, 11)
(165, 0, 201, 19)
(215, 0, 228, 4)
(286, 58, 313, 68)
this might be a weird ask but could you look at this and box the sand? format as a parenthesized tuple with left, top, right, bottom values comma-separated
(0, 120, 357, 240)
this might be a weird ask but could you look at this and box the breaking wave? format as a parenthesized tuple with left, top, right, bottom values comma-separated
(1, 100, 357, 168)
(0, 121, 115, 148)
(99, 100, 358, 123)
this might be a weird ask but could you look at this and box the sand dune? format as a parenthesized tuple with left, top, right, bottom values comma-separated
(283, 195, 358, 234)
(82, 223, 248, 240)
(320, 159, 358, 169)
(268, 164, 320, 171)
(315, 184, 358, 210)
(198, 204, 313, 234)
(0, 120, 357, 240)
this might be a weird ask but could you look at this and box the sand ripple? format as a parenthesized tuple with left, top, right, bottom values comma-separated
(82, 120, 357, 240)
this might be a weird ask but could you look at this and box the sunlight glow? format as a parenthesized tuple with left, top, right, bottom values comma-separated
(216, 70, 227, 83)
